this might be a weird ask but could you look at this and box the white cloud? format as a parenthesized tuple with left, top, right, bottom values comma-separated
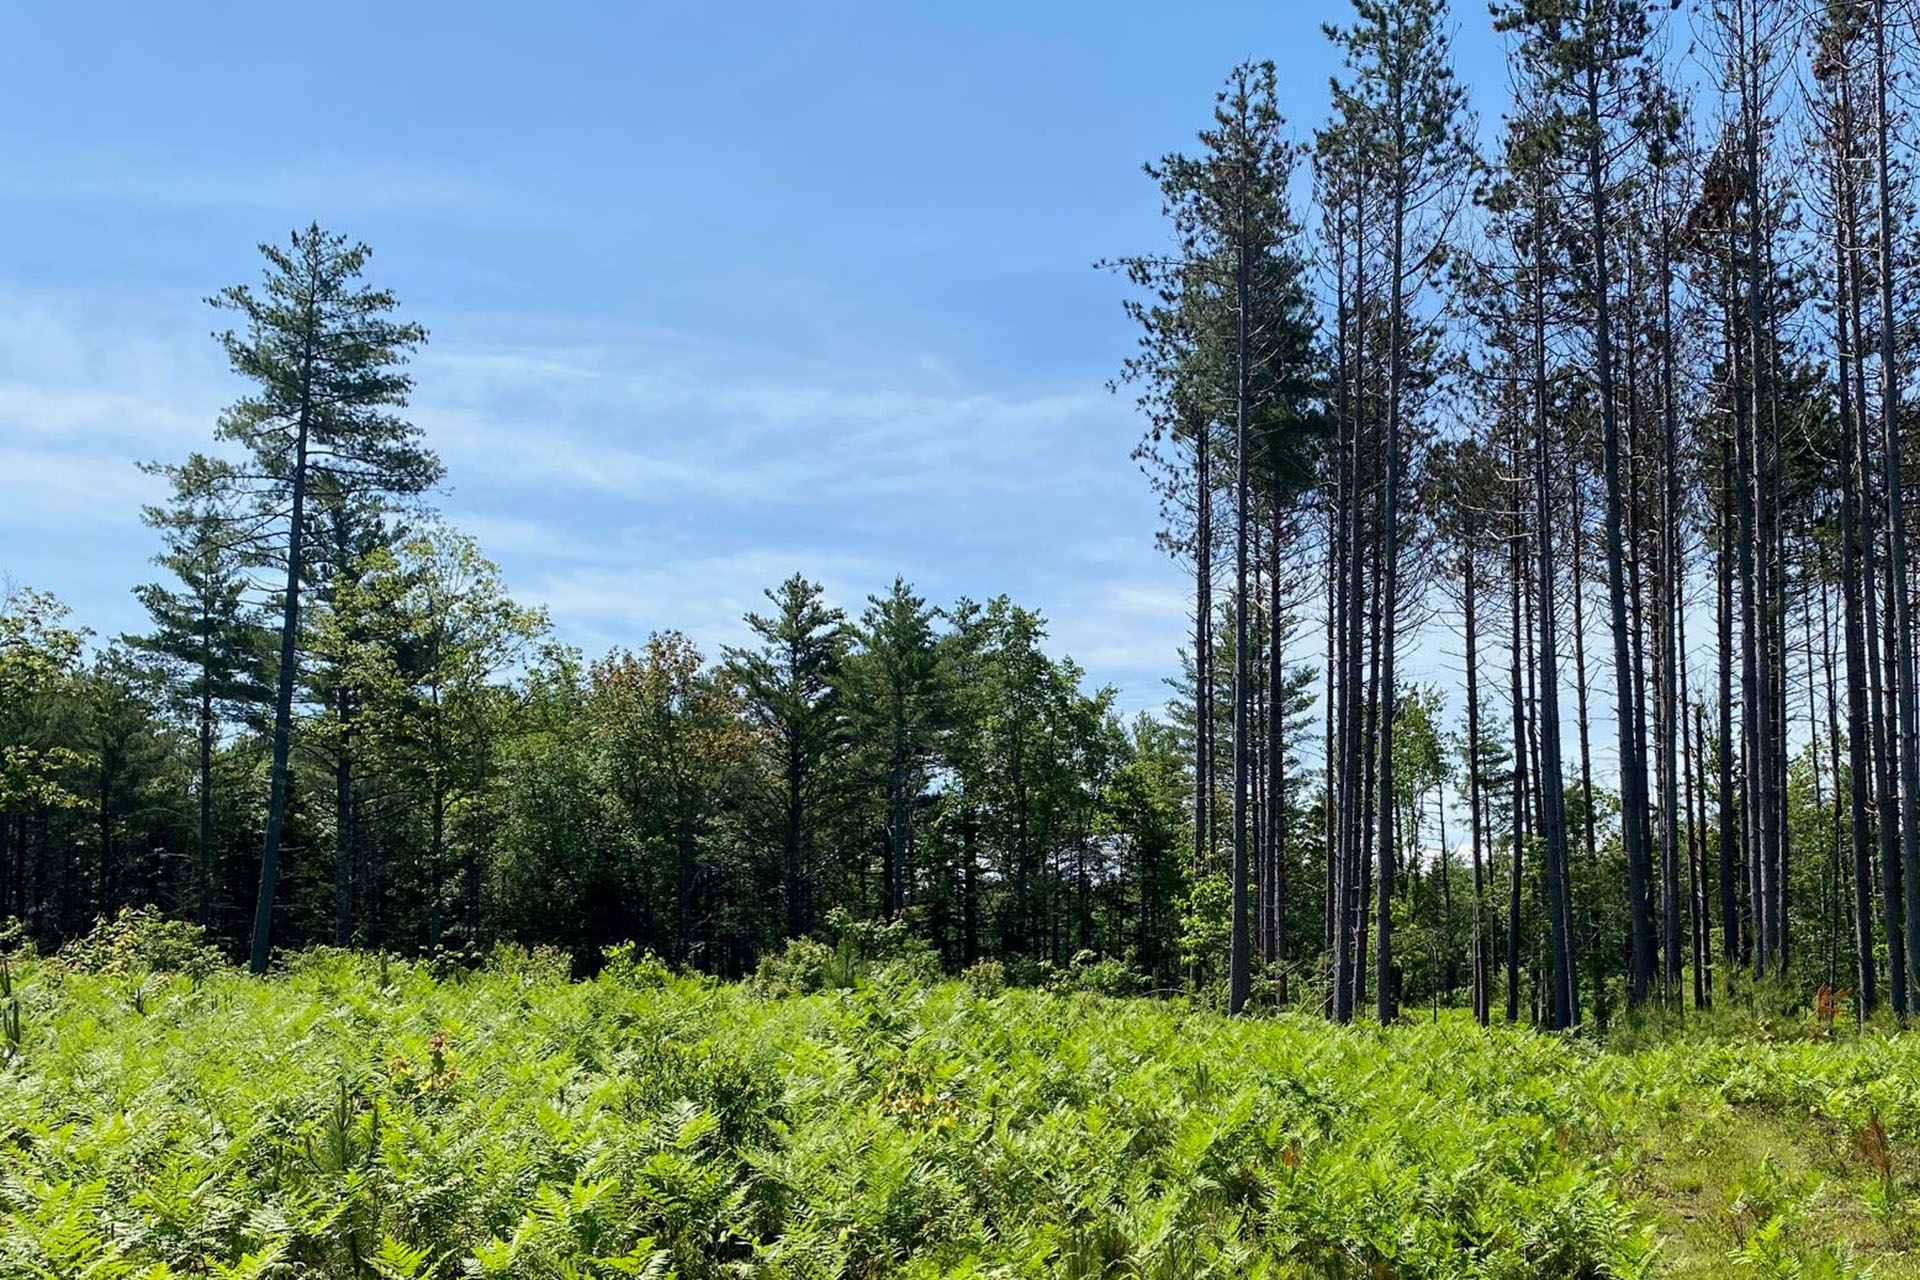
(0, 286, 1184, 712)
(415, 333, 1116, 512)
(0, 446, 163, 530)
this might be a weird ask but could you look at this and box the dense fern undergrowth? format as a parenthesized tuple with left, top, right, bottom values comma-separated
(3, 919, 1918, 1278)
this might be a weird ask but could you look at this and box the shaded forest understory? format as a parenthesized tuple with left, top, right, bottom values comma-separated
(2, 922, 1917, 1279)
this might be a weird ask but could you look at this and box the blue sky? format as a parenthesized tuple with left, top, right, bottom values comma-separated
(0, 1, 1506, 713)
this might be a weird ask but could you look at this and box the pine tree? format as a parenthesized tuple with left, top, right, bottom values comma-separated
(1325, 0, 1474, 1021)
(209, 225, 440, 973)
(844, 579, 945, 922)
(1121, 61, 1318, 1013)
(131, 454, 272, 927)
(1496, 0, 1669, 1005)
(726, 575, 850, 938)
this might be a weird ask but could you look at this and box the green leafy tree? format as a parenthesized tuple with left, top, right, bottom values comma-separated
(590, 634, 754, 967)
(350, 526, 547, 945)
(302, 487, 409, 944)
(1099, 713, 1191, 985)
(0, 588, 90, 896)
(76, 646, 175, 919)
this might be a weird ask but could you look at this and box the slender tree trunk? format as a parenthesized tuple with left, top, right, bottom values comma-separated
(1532, 215, 1574, 1030)
(1375, 160, 1407, 1026)
(1659, 220, 1684, 1000)
(335, 685, 353, 947)
(1717, 343, 1740, 980)
(1229, 180, 1253, 1016)
(1695, 702, 1716, 1006)
(1572, 495, 1607, 1022)
(1585, 64, 1654, 1004)
(1838, 174, 1880, 1017)
(1268, 529, 1288, 1003)
(1465, 549, 1489, 1026)
(1508, 414, 1528, 1025)
(1872, 0, 1919, 1002)
(1324, 521, 1338, 999)
(197, 678, 214, 930)
(1738, 24, 1783, 972)
(1333, 187, 1368, 1023)
(1818, 575, 1844, 993)
(1195, 412, 1213, 879)
(250, 357, 313, 976)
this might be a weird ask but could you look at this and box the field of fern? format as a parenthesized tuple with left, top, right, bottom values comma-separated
(4, 926, 1919, 1277)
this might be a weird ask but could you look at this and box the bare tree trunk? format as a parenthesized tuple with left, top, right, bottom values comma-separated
(1508, 410, 1529, 1025)
(197, 680, 215, 930)
(1333, 187, 1369, 1023)
(1837, 167, 1880, 1016)
(1714, 379, 1738, 984)
(1531, 213, 1574, 1030)
(1195, 411, 1213, 879)
(1658, 218, 1684, 1001)
(1585, 62, 1655, 1003)
(1229, 179, 1253, 1016)
(1873, 0, 1919, 1003)
(251, 361, 313, 976)
(1465, 549, 1489, 1026)
(1268, 528, 1288, 1003)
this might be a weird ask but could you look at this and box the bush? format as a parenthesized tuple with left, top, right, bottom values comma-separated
(57, 906, 223, 980)
(423, 939, 485, 979)
(0, 917, 37, 960)
(1004, 955, 1059, 989)
(819, 907, 939, 970)
(749, 937, 837, 997)
(751, 910, 948, 996)
(600, 940, 673, 987)
(485, 941, 574, 983)
(960, 959, 1006, 997)
(1056, 949, 1145, 998)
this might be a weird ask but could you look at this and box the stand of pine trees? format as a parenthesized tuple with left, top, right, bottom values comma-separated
(1114, 0, 1920, 1023)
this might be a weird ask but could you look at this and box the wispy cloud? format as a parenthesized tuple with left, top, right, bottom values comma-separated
(0, 446, 160, 530)
(0, 287, 1184, 712)
(417, 335, 1115, 509)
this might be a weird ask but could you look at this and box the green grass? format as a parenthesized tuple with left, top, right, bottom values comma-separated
(1, 947, 1917, 1278)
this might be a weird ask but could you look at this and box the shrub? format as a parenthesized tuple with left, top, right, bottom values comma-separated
(1004, 955, 1060, 989)
(960, 959, 1006, 998)
(749, 936, 836, 997)
(1057, 949, 1145, 998)
(0, 916, 36, 959)
(485, 941, 574, 983)
(423, 939, 484, 979)
(601, 940, 673, 987)
(819, 907, 940, 971)
(752, 911, 949, 996)
(57, 906, 223, 980)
